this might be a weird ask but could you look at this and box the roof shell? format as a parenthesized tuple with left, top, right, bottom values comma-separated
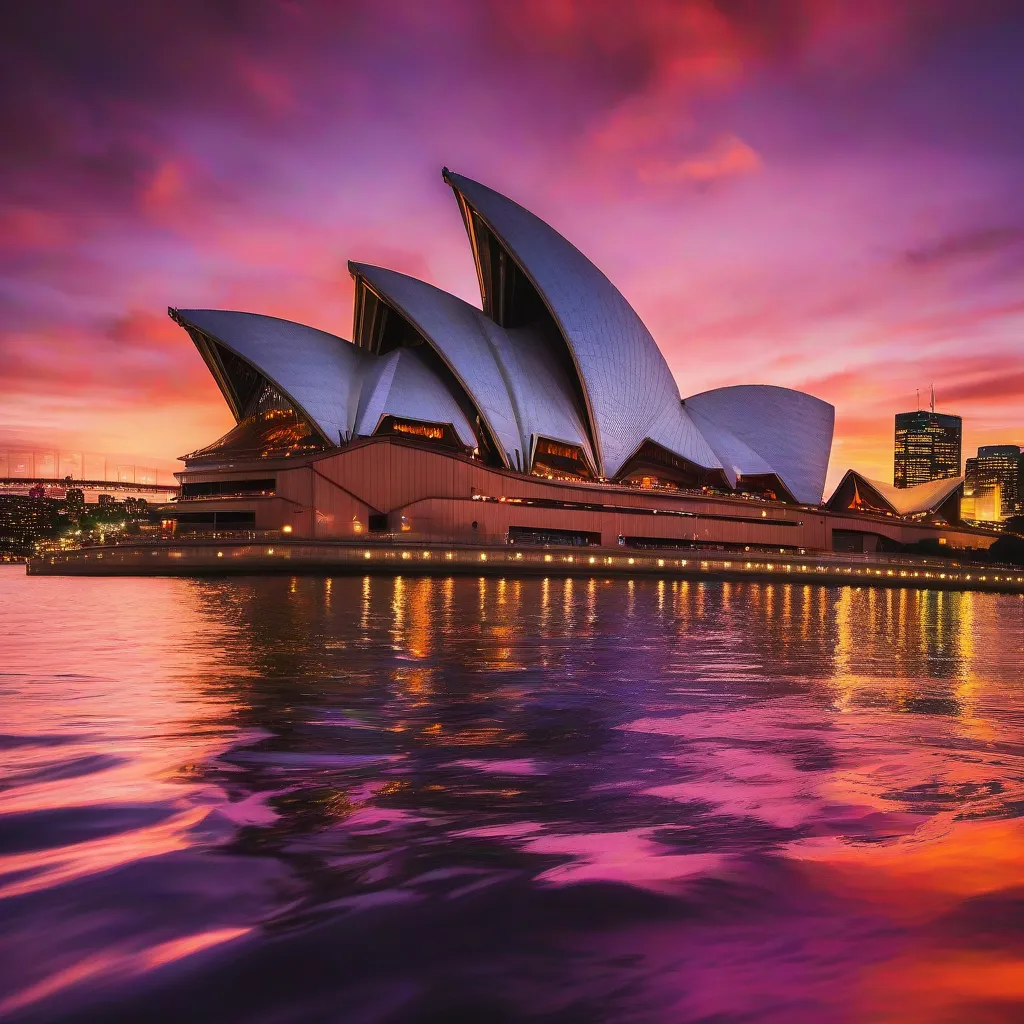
(172, 308, 369, 444)
(443, 170, 682, 478)
(356, 347, 477, 447)
(353, 348, 401, 438)
(349, 263, 521, 466)
(684, 385, 835, 504)
(831, 471, 964, 516)
(643, 401, 723, 474)
(349, 261, 596, 472)
(487, 324, 595, 469)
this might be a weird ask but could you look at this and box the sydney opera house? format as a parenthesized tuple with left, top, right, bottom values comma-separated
(166, 169, 991, 556)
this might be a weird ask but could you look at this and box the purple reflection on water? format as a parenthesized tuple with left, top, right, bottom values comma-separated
(1, 568, 1024, 1022)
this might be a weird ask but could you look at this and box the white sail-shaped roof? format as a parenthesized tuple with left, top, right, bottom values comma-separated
(486, 325, 595, 471)
(644, 402, 723, 473)
(352, 348, 400, 438)
(684, 385, 834, 504)
(355, 347, 476, 447)
(443, 169, 682, 478)
(829, 471, 964, 517)
(349, 263, 521, 466)
(682, 408, 773, 490)
(882, 475, 964, 515)
(173, 308, 476, 450)
(174, 169, 838, 504)
(348, 262, 596, 473)
(171, 309, 369, 444)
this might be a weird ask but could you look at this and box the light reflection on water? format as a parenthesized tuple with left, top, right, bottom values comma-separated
(1, 565, 1024, 1022)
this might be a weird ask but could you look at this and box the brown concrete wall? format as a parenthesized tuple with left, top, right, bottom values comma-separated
(167, 496, 290, 532)
(171, 438, 999, 554)
(823, 513, 997, 552)
(395, 496, 828, 550)
(310, 468, 375, 539)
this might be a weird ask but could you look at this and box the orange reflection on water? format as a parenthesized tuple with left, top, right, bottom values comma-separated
(0, 926, 251, 1018)
(791, 816, 1024, 1021)
(0, 576, 242, 879)
(793, 817, 1024, 922)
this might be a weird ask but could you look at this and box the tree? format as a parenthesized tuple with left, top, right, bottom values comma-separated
(1001, 515, 1024, 537)
(988, 533, 1024, 567)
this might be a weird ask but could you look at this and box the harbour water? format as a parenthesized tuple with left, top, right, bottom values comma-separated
(1, 565, 1024, 1022)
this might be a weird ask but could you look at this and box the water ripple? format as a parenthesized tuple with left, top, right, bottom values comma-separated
(1, 568, 1023, 1022)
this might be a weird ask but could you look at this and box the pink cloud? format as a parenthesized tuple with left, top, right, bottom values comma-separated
(638, 134, 763, 184)
(0, 206, 74, 251)
(140, 160, 187, 213)
(1, 0, 1021, 483)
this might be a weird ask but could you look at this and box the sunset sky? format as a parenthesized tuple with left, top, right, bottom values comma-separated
(2, 0, 1023, 490)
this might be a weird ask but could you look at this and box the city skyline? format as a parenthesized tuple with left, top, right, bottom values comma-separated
(2, 2, 1024, 490)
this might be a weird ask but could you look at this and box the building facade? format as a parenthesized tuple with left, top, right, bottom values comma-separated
(64, 487, 85, 519)
(0, 494, 61, 556)
(167, 168, 839, 539)
(963, 444, 1023, 522)
(170, 435, 998, 557)
(894, 410, 962, 488)
(159, 168, 996, 558)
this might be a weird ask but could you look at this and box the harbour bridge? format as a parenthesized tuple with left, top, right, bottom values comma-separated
(0, 447, 179, 499)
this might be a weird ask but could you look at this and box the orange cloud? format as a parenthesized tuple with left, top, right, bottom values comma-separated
(638, 134, 762, 184)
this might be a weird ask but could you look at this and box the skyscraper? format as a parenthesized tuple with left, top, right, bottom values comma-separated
(64, 487, 85, 521)
(963, 444, 1023, 522)
(0, 494, 61, 556)
(894, 401, 962, 489)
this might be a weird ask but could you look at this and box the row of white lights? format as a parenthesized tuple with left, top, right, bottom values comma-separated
(52, 549, 1024, 587)
(335, 549, 1024, 586)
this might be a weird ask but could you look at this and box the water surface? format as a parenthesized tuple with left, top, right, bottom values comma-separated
(1, 566, 1024, 1022)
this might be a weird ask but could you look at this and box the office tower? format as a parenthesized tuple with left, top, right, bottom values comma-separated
(963, 445, 1023, 522)
(64, 487, 85, 520)
(894, 393, 962, 488)
(0, 494, 61, 556)
(124, 496, 148, 517)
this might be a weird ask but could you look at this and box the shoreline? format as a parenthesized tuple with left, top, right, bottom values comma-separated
(25, 540, 1024, 594)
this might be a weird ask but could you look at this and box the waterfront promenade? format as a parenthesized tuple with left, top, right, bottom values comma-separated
(26, 538, 1024, 594)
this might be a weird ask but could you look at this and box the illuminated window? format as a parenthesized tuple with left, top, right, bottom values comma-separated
(531, 437, 593, 480)
(184, 380, 325, 462)
(375, 416, 464, 450)
(392, 421, 444, 441)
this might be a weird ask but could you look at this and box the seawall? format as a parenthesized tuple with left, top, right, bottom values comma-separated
(25, 540, 1024, 594)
